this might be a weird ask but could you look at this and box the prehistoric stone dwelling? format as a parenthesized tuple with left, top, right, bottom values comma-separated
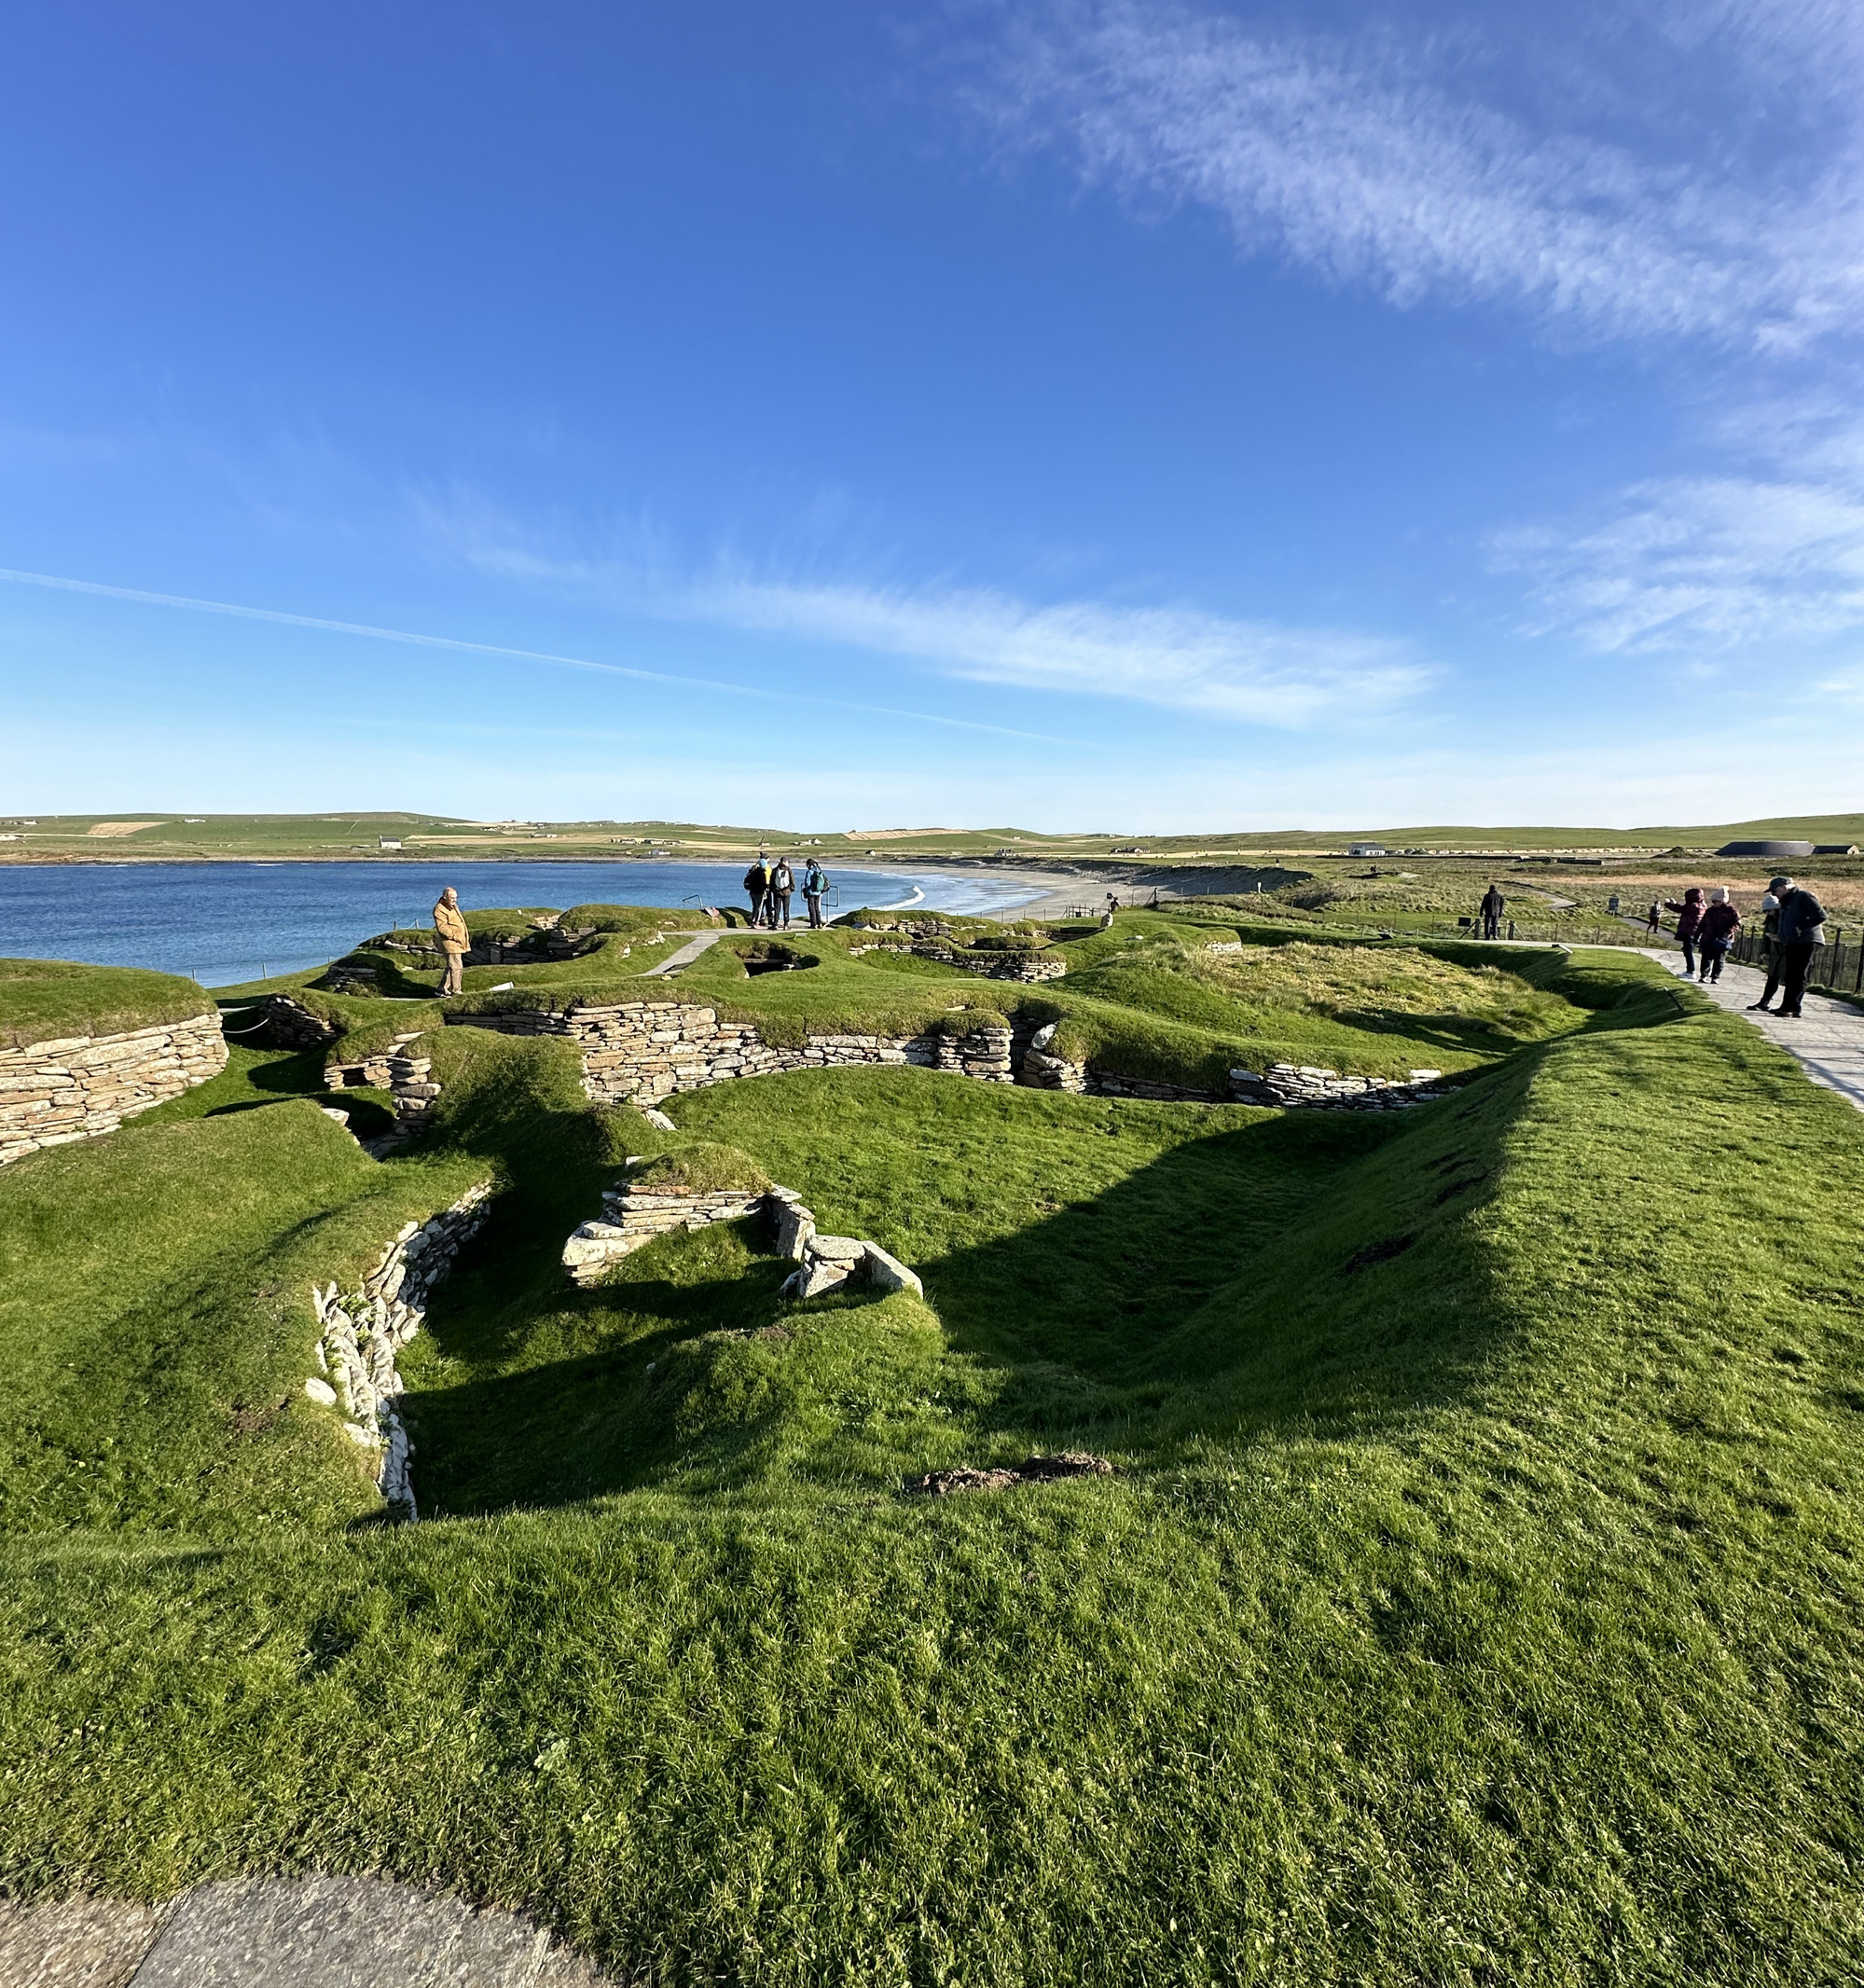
(279, 991, 1451, 1116)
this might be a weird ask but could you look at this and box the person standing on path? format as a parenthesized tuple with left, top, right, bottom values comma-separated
(802, 857, 829, 929)
(1479, 882, 1505, 940)
(1664, 887, 1706, 976)
(1695, 888, 1741, 984)
(770, 856, 795, 930)
(1773, 877, 1829, 1019)
(1748, 880, 1788, 1012)
(433, 886, 470, 997)
(742, 856, 769, 928)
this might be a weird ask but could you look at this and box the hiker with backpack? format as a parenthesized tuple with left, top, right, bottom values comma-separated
(769, 856, 795, 929)
(1479, 882, 1505, 940)
(802, 857, 829, 929)
(1695, 888, 1741, 984)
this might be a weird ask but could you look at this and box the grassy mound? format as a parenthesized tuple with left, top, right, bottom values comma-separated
(7, 947, 1861, 1980)
(627, 1142, 770, 1196)
(0, 957, 214, 1049)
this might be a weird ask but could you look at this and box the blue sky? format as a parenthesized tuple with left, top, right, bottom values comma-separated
(2, 0, 1860, 830)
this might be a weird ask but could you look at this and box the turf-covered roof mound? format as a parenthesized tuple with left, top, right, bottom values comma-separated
(0, 956, 215, 1050)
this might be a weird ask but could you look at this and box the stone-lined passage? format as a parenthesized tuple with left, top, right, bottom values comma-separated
(847, 939, 1068, 983)
(0, 1011, 227, 1166)
(563, 1171, 924, 1302)
(305, 1182, 491, 1517)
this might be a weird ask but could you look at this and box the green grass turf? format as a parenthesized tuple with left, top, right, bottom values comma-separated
(2, 948, 1861, 1980)
(0, 958, 214, 1049)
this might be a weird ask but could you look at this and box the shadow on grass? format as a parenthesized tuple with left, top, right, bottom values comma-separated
(402, 969, 1689, 1514)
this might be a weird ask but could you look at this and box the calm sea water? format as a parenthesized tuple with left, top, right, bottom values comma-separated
(0, 861, 1049, 987)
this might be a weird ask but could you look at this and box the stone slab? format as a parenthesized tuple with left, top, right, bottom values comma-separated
(0, 1894, 169, 1988)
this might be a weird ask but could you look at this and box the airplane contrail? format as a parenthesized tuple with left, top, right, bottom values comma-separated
(0, 565, 1076, 746)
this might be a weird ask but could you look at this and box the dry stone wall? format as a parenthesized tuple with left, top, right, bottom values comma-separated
(1019, 1024, 1451, 1110)
(563, 1176, 782, 1284)
(304, 1182, 492, 1518)
(450, 1001, 1014, 1106)
(0, 1011, 227, 1166)
(324, 1029, 445, 1151)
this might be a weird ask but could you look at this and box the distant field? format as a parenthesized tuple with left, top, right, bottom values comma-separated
(4, 809, 1864, 866)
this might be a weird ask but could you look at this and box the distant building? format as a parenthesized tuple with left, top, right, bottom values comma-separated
(379, 837, 403, 850)
(1719, 839, 1814, 857)
(1814, 844, 1861, 855)
(1348, 842, 1388, 857)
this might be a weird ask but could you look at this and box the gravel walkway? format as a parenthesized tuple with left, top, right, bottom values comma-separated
(1641, 947, 1864, 1113)
(0, 1877, 607, 1986)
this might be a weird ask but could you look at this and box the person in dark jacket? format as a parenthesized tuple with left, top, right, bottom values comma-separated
(1695, 888, 1741, 983)
(1479, 883, 1505, 940)
(1747, 879, 1788, 1011)
(1774, 877, 1828, 1018)
(1664, 886, 1706, 976)
(769, 857, 795, 929)
(1645, 900, 1662, 935)
(742, 857, 770, 927)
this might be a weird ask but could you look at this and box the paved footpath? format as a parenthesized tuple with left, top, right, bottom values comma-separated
(1639, 947, 1864, 1112)
(0, 1877, 609, 1987)
(639, 929, 724, 976)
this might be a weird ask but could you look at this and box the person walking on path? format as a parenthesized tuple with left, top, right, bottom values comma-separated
(802, 857, 829, 929)
(1695, 888, 1741, 984)
(742, 856, 770, 929)
(1479, 883, 1505, 940)
(1664, 887, 1706, 977)
(1774, 876, 1829, 1019)
(433, 886, 470, 997)
(1748, 880, 1788, 1012)
(770, 856, 795, 930)
(1646, 900, 1662, 936)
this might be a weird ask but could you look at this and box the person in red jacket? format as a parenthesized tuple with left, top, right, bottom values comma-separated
(1695, 887, 1741, 984)
(1664, 885, 1706, 976)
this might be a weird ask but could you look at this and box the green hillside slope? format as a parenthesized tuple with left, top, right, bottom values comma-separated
(1, 950, 1859, 1981)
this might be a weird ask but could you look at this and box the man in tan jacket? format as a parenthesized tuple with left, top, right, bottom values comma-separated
(434, 886, 470, 996)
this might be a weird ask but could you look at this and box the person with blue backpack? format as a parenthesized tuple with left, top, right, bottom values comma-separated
(802, 857, 829, 929)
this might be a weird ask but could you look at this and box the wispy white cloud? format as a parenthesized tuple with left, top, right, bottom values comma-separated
(0, 566, 1073, 745)
(1492, 409, 1864, 651)
(672, 574, 1427, 725)
(975, 0, 1864, 347)
(463, 522, 1429, 726)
